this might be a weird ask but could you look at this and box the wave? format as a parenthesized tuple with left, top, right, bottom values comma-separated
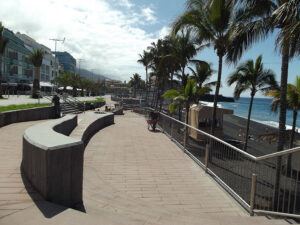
(253, 119, 300, 133)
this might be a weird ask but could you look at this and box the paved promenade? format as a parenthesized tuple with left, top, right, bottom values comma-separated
(0, 120, 43, 218)
(83, 111, 246, 218)
(0, 108, 289, 224)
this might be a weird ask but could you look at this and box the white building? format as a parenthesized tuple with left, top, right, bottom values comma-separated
(15, 33, 59, 84)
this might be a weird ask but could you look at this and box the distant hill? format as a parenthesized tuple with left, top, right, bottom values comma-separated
(78, 68, 108, 81)
(199, 94, 235, 102)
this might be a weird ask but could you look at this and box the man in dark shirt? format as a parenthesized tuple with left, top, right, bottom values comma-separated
(52, 95, 61, 118)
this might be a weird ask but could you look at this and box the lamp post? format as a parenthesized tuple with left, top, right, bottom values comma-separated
(50, 38, 65, 93)
(77, 58, 84, 77)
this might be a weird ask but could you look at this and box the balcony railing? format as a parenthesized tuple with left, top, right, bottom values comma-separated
(134, 107, 300, 219)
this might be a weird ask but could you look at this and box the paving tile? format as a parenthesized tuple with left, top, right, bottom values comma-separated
(0, 104, 287, 225)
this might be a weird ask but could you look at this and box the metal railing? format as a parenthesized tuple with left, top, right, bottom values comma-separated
(135, 107, 300, 219)
(41, 92, 84, 113)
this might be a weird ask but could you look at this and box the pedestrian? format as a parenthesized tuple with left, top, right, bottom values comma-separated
(52, 95, 61, 118)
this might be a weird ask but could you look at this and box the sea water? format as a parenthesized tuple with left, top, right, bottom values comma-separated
(221, 97, 298, 129)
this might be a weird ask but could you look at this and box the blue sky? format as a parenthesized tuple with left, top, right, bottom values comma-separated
(1, 0, 299, 97)
(127, 0, 300, 97)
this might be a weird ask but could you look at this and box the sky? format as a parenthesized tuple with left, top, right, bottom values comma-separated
(0, 0, 299, 97)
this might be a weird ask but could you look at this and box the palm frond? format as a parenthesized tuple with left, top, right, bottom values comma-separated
(29, 49, 44, 67)
(162, 89, 180, 99)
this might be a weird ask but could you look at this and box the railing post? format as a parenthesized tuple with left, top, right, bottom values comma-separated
(183, 125, 187, 150)
(250, 173, 257, 216)
(161, 117, 165, 133)
(205, 144, 209, 172)
(170, 120, 173, 138)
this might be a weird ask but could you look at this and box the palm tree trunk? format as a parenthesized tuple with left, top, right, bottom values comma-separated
(211, 55, 223, 135)
(274, 43, 289, 210)
(151, 85, 156, 108)
(72, 87, 77, 97)
(155, 87, 159, 110)
(32, 67, 40, 99)
(290, 110, 297, 149)
(0, 55, 3, 98)
(287, 110, 297, 174)
(178, 106, 182, 121)
(145, 67, 149, 105)
(184, 102, 190, 147)
(182, 67, 186, 86)
(133, 86, 136, 98)
(277, 47, 289, 150)
(243, 92, 255, 151)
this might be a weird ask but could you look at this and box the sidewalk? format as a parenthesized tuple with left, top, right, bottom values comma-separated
(1, 110, 289, 225)
(82, 111, 247, 219)
(0, 95, 108, 106)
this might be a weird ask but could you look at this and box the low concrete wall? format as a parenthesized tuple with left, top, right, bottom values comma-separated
(0, 106, 55, 128)
(113, 107, 124, 115)
(84, 101, 105, 110)
(22, 113, 114, 209)
(79, 113, 114, 147)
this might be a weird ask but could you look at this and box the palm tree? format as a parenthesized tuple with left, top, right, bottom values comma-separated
(227, 55, 277, 151)
(163, 79, 211, 145)
(0, 22, 9, 99)
(172, 0, 244, 135)
(53, 72, 72, 91)
(232, 0, 300, 207)
(29, 49, 44, 98)
(129, 73, 142, 98)
(157, 36, 180, 88)
(232, 0, 300, 153)
(267, 77, 300, 175)
(147, 39, 173, 109)
(69, 73, 81, 97)
(188, 61, 216, 103)
(137, 50, 152, 84)
(267, 76, 300, 150)
(137, 50, 152, 104)
(170, 30, 197, 87)
(189, 61, 215, 89)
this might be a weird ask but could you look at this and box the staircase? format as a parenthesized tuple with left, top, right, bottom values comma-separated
(41, 92, 84, 115)
(60, 102, 82, 115)
(60, 94, 84, 115)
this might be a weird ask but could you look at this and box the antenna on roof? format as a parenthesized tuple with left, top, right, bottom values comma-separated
(49, 38, 65, 52)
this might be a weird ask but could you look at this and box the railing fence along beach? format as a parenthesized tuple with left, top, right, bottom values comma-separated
(134, 107, 300, 219)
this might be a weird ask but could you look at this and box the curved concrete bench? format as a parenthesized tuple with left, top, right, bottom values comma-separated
(22, 113, 114, 208)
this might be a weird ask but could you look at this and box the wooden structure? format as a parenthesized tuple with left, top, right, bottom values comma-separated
(189, 104, 233, 141)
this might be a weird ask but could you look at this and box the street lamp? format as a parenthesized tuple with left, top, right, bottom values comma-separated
(77, 58, 84, 77)
(50, 38, 65, 93)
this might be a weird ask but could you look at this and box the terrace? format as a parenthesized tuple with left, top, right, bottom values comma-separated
(0, 97, 293, 224)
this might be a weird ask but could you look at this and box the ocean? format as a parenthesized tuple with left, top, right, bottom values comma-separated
(221, 97, 299, 129)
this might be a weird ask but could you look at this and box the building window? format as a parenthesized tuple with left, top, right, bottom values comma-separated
(8, 51, 18, 60)
(9, 66, 18, 76)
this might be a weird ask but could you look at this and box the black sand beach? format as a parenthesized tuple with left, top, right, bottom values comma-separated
(223, 114, 297, 156)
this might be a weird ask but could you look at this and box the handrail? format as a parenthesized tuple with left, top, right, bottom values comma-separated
(140, 108, 300, 218)
(158, 111, 257, 161)
(64, 93, 83, 104)
(58, 93, 84, 110)
(155, 110, 300, 162)
(256, 146, 300, 161)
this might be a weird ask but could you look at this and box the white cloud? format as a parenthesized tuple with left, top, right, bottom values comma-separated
(0, 0, 161, 81)
(141, 7, 157, 23)
(158, 26, 171, 38)
(118, 0, 134, 9)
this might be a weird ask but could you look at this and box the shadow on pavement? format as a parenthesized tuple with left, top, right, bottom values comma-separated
(20, 168, 72, 218)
